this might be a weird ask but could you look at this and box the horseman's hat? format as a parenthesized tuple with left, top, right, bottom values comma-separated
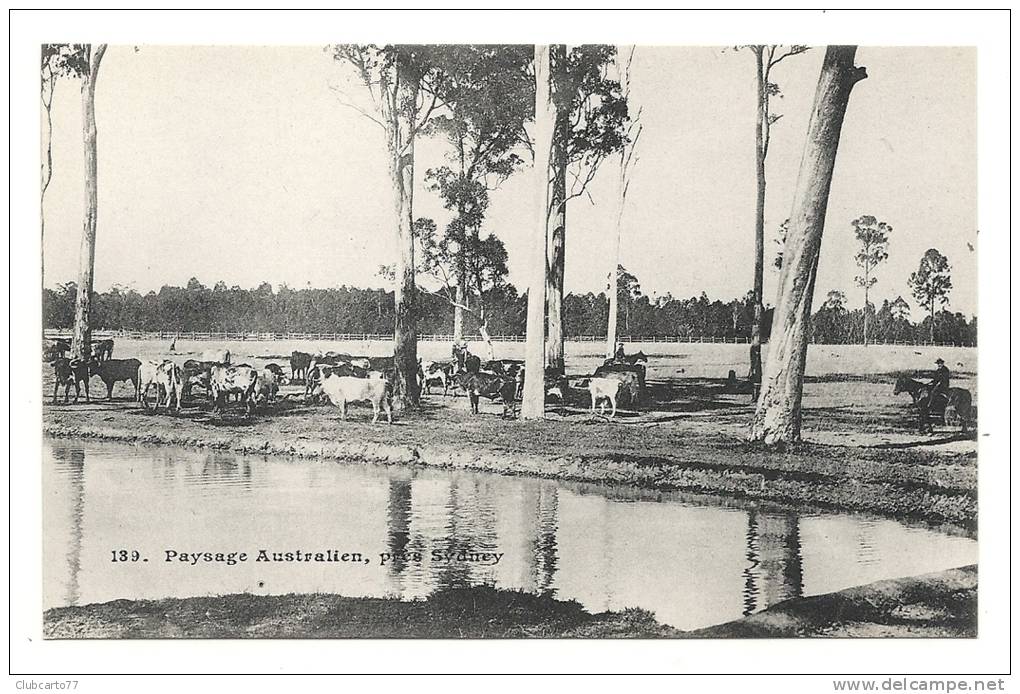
(935, 358, 945, 365)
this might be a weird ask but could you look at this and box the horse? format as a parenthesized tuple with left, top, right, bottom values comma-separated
(604, 350, 648, 367)
(893, 375, 973, 434)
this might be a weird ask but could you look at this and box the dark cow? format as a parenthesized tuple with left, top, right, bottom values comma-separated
(51, 357, 94, 404)
(457, 371, 517, 417)
(91, 358, 141, 400)
(181, 359, 219, 402)
(452, 343, 481, 374)
(592, 365, 642, 407)
(264, 362, 288, 384)
(484, 359, 524, 377)
(290, 351, 312, 383)
(367, 356, 395, 372)
(44, 338, 71, 363)
(210, 364, 259, 416)
(90, 339, 114, 362)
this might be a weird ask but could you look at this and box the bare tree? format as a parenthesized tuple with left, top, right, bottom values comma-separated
(70, 44, 108, 363)
(743, 45, 809, 399)
(751, 46, 867, 446)
(522, 44, 556, 420)
(332, 45, 446, 409)
(606, 46, 643, 359)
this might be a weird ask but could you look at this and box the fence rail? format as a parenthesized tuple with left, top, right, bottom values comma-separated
(42, 329, 974, 348)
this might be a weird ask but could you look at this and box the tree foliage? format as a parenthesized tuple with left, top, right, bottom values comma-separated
(852, 215, 892, 293)
(556, 45, 630, 200)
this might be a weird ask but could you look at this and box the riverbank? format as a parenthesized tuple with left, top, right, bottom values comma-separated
(43, 565, 976, 639)
(43, 384, 978, 533)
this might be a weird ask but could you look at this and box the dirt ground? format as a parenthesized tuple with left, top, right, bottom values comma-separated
(41, 339, 978, 532)
(42, 564, 976, 639)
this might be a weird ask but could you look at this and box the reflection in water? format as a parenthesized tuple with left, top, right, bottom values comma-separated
(49, 446, 86, 606)
(42, 439, 978, 631)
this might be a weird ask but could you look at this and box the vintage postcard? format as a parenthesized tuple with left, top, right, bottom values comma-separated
(10, 8, 1011, 682)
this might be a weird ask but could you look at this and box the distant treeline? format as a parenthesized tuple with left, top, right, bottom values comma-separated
(42, 278, 977, 345)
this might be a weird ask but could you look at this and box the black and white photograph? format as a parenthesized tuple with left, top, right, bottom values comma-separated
(9, 7, 1012, 682)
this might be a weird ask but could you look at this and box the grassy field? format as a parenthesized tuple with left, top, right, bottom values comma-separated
(42, 339, 978, 531)
(75, 336, 978, 382)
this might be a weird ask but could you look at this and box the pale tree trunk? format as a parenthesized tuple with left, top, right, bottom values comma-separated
(545, 102, 568, 373)
(749, 48, 766, 399)
(522, 44, 556, 420)
(452, 141, 467, 345)
(41, 62, 55, 303)
(389, 56, 420, 409)
(478, 322, 496, 362)
(605, 171, 623, 359)
(71, 44, 107, 363)
(751, 46, 866, 445)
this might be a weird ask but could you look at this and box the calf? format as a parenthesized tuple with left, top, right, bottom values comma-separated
(90, 339, 114, 362)
(210, 364, 259, 416)
(255, 368, 280, 405)
(290, 351, 312, 382)
(91, 358, 141, 400)
(421, 360, 455, 396)
(592, 366, 642, 408)
(264, 362, 288, 385)
(51, 357, 93, 404)
(138, 360, 182, 412)
(320, 373, 392, 424)
(587, 377, 621, 418)
(181, 359, 219, 402)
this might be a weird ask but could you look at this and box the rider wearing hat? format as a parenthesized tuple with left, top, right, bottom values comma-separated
(927, 357, 951, 406)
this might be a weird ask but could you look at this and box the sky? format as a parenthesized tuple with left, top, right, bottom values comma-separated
(41, 45, 977, 319)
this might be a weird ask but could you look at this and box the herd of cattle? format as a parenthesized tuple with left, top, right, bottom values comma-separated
(44, 338, 651, 422)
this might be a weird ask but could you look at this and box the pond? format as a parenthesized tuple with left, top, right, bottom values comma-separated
(43, 438, 977, 631)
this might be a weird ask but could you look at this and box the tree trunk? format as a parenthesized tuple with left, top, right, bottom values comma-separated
(606, 142, 626, 360)
(749, 48, 766, 399)
(522, 44, 556, 420)
(71, 44, 107, 363)
(453, 273, 466, 344)
(751, 46, 866, 446)
(863, 275, 870, 347)
(478, 322, 496, 362)
(545, 103, 568, 373)
(388, 56, 420, 409)
(930, 300, 935, 343)
(453, 142, 467, 345)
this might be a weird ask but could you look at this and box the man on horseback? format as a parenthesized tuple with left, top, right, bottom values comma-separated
(925, 357, 951, 409)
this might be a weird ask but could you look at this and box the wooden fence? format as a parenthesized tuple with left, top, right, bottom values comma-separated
(42, 329, 974, 348)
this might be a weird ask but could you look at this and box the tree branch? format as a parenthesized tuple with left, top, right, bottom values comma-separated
(327, 83, 385, 128)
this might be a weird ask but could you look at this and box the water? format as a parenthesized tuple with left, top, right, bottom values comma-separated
(43, 438, 977, 631)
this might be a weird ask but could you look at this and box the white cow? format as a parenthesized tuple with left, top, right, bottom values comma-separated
(320, 373, 392, 424)
(587, 377, 620, 418)
(137, 360, 182, 412)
